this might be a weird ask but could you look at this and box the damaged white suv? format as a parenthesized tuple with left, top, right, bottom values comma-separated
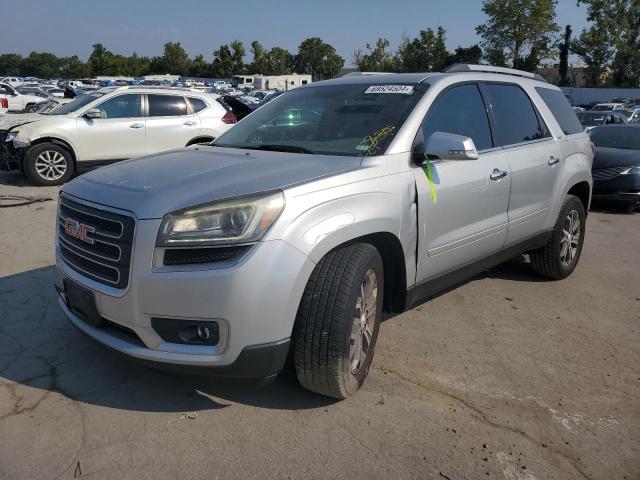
(0, 86, 238, 185)
(55, 65, 593, 398)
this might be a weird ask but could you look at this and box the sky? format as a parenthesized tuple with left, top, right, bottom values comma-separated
(2, 0, 590, 66)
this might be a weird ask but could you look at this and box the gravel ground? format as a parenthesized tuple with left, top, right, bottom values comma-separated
(1, 171, 639, 480)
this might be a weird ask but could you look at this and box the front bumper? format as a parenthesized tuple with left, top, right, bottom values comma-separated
(0, 130, 24, 171)
(592, 175, 640, 206)
(56, 217, 316, 376)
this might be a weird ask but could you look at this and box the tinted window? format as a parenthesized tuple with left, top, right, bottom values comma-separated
(187, 97, 207, 113)
(94, 94, 142, 119)
(148, 94, 188, 116)
(536, 87, 583, 135)
(422, 84, 493, 151)
(486, 84, 549, 145)
(589, 127, 640, 150)
(0, 85, 14, 95)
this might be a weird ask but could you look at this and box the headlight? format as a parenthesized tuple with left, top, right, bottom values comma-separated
(620, 166, 640, 175)
(156, 191, 285, 247)
(4, 132, 16, 143)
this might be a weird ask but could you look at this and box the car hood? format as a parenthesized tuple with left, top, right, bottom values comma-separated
(593, 146, 640, 169)
(63, 146, 362, 219)
(0, 113, 46, 131)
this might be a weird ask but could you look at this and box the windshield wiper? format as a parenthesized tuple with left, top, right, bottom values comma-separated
(250, 144, 316, 154)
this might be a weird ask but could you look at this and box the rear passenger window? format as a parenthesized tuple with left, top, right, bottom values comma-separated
(535, 87, 583, 135)
(422, 84, 493, 151)
(148, 95, 188, 117)
(485, 84, 549, 146)
(188, 97, 207, 113)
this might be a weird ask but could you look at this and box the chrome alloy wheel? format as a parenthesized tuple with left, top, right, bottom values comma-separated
(560, 209, 581, 267)
(350, 268, 378, 374)
(35, 150, 67, 181)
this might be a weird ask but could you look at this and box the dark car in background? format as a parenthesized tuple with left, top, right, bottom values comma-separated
(577, 111, 628, 131)
(588, 125, 640, 212)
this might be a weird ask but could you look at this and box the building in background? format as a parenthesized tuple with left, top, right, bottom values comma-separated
(250, 74, 312, 91)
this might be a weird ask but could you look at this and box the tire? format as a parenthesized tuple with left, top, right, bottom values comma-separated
(294, 243, 384, 399)
(23, 142, 74, 186)
(530, 195, 586, 279)
(24, 103, 37, 113)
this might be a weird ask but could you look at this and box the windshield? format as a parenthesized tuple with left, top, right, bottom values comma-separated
(214, 83, 427, 156)
(589, 127, 640, 150)
(46, 92, 104, 115)
(577, 112, 606, 126)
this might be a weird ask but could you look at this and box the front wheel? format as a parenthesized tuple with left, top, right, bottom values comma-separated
(294, 243, 384, 399)
(530, 195, 586, 279)
(23, 143, 74, 186)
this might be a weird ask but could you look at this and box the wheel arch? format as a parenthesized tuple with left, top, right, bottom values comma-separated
(566, 180, 591, 213)
(29, 137, 78, 167)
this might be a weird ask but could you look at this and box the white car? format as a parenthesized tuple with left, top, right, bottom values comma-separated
(239, 90, 277, 105)
(0, 87, 240, 185)
(0, 76, 21, 87)
(0, 83, 49, 112)
(45, 87, 66, 98)
(591, 103, 626, 111)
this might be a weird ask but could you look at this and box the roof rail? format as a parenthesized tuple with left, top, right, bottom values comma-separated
(442, 64, 547, 83)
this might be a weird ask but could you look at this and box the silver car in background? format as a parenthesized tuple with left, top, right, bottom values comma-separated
(55, 65, 593, 398)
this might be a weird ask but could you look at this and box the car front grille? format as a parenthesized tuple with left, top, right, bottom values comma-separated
(58, 196, 135, 289)
(592, 166, 629, 181)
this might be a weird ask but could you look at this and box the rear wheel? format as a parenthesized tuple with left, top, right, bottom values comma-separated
(23, 143, 74, 186)
(294, 243, 384, 399)
(530, 195, 586, 279)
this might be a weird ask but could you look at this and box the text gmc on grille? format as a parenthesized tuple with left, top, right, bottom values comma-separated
(57, 196, 135, 289)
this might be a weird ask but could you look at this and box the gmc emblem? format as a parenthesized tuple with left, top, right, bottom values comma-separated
(64, 219, 95, 244)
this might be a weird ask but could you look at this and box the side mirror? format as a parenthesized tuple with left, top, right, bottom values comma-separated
(85, 108, 102, 119)
(424, 132, 479, 161)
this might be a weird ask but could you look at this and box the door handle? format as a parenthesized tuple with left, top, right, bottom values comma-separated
(548, 156, 560, 166)
(489, 168, 508, 181)
(183, 121, 197, 126)
(129, 123, 144, 129)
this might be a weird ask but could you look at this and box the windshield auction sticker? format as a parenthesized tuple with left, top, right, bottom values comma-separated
(364, 85, 414, 94)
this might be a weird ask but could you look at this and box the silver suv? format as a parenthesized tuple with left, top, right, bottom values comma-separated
(55, 65, 593, 398)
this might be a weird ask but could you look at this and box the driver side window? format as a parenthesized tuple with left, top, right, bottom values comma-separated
(94, 94, 142, 119)
(421, 84, 494, 151)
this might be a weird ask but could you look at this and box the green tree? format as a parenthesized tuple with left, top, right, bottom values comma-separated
(476, 0, 560, 70)
(160, 42, 191, 76)
(20, 52, 63, 78)
(571, 26, 615, 87)
(60, 55, 91, 78)
(88, 43, 113, 76)
(189, 54, 210, 77)
(558, 25, 572, 86)
(0, 54, 23, 76)
(353, 38, 398, 72)
(295, 38, 344, 80)
(577, 0, 640, 87)
(230, 40, 246, 75)
(398, 27, 449, 72)
(267, 47, 294, 75)
(249, 41, 269, 73)
(445, 44, 483, 66)
(212, 44, 235, 77)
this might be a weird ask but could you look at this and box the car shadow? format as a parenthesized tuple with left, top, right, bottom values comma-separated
(0, 266, 336, 414)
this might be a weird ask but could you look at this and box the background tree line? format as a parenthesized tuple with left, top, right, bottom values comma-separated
(353, 0, 639, 88)
(0, 38, 344, 81)
(1, 0, 637, 87)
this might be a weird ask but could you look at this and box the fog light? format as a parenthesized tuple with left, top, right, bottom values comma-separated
(151, 317, 220, 346)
